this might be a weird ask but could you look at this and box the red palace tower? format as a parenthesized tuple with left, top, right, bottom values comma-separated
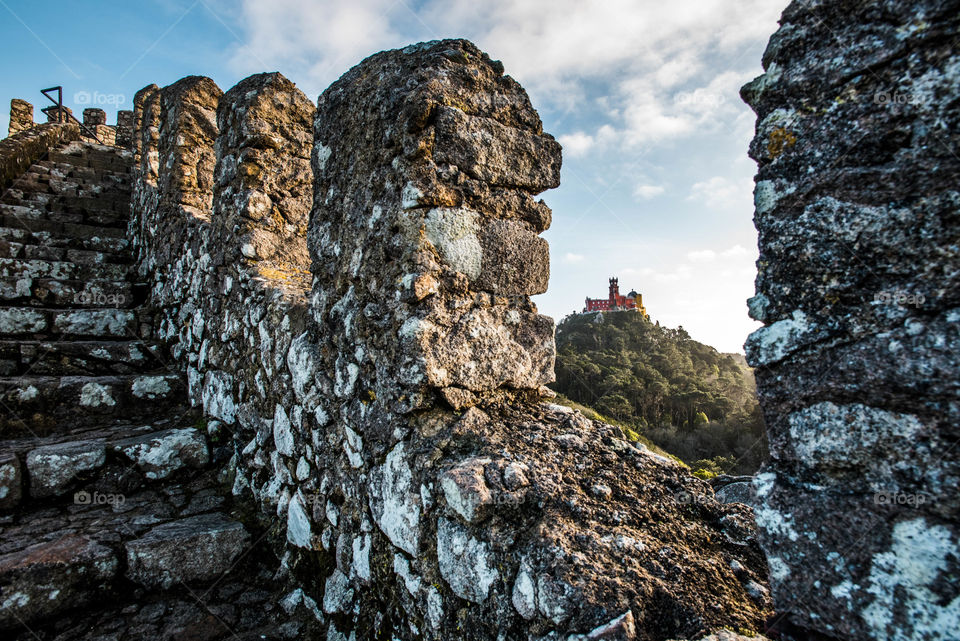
(583, 277, 649, 317)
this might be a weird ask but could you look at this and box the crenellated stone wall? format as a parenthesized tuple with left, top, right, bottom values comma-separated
(5, 95, 129, 147)
(742, 1, 959, 640)
(130, 83, 162, 276)
(0, 122, 80, 190)
(127, 40, 773, 641)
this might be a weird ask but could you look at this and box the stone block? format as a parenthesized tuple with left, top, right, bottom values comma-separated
(125, 513, 249, 588)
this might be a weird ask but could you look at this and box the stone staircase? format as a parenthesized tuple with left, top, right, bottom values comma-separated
(0, 141, 300, 640)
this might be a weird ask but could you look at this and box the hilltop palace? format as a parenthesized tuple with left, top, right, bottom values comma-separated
(583, 277, 649, 318)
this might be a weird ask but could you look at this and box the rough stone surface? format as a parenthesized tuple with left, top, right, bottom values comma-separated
(45, 105, 73, 123)
(0, 534, 118, 628)
(111, 427, 209, 479)
(212, 71, 313, 275)
(124, 512, 249, 588)
(715, 482, 755, 506)
(248, 39, 766, 640)
(132, 84, 160, 168)
(440, 456, 494, 523)
(116, 109, 134, 148)
(0, 451, 22, 509)
(0, 122, 81, 190)
(742, 2, 960, 640)
(8, 98, 33, 136)
(159, 76, 222, 219)
(0, 128, 317, 640)
(25, 439, 106, 498)
(83, 108, 107, 127)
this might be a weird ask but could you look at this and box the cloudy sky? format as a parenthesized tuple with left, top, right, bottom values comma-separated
(0, 0, 787, 352)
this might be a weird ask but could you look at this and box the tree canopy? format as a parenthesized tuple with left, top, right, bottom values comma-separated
(551, 312, 768, 474)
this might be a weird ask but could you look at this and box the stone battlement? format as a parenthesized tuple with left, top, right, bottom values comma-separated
(6, 97, 131, 147)
(120, 39, 771, 640)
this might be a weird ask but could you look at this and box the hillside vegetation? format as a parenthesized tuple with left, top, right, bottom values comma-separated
(551, 311, 767, 475)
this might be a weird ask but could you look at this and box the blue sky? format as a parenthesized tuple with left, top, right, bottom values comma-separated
(0, 0, 787, 352)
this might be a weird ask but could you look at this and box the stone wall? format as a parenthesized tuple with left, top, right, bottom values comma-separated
(8, 98, 33, 136)
(6, 95, 130, 148)
(82, 108, 106, 126)
(44, 104, 73, 123)
(130, 83, 162, 270)
(116, 109, 134, 149)
(128, 40, 773, 641)
(79, 107, 115, 146)
(132, 84, 159, 168)
(0, 122, 80, 190)
(213, 72, 313, 274)
(742, 1, 960, 640)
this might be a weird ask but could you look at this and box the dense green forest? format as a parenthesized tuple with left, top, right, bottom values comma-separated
(551, 311, 768, 475)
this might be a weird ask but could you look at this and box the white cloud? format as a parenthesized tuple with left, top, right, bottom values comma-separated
(620, 267, 655, 276)
(227, 0, 406, 95)
(557, 131, 595, 157)
(687, 249, 716, 262)
(722, 244, 750, 257)
(653, 264, 694, 283)
(634, 184, 665, 200)
(229, 0, 784, 134)
(687, 244, 750, 263)
(688, 175, 753, 211)
(563, 252, 585, 264)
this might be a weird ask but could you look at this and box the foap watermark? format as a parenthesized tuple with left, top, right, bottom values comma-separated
(74, 91, 126, 107)
(873, 91, 932, 107)
(74, 490, 125, 506)
(73, 287, 126, 307)
(874, 290, 925, 308)
(874, 491, 927, 507)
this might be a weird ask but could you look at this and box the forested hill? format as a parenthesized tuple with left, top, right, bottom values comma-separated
(551, 311, 767, 474)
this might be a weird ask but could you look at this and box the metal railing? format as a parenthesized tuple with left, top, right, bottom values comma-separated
(40, 86, 105, 145)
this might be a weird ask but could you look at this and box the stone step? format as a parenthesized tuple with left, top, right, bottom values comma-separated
(20, 167, 131, 188)
(0, 224, 129, 254)
(2, 554, 287, 640)
(0, 339, 165, 376)
(0, 307, 146, 339)
(0, 198, 130, 229)
(0, 373, 187, 436)
(0, 201, 85, 226)
(50, 193, 132, 216)
(47, 146, 132, 174)
(1, 180, 131, 207)
(0, 510, 255, 633)
(0, 421, 210, 507)
(0, 213, 127, 241)
(0, 534, 119, 631)
(33, 160, 132, 189)
(0, 257, 129, 281)
(0, 278, 139, 309)
(0, 238, 128, 263)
